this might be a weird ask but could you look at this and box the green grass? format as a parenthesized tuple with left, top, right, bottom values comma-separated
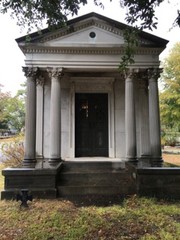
(0, 164, 4, 191)
(0, 197, 180, 240)
(0, 160, 180, 239)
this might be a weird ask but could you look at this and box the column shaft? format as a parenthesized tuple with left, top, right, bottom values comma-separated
(36, 76, 44, 158)
(49, 68, 62, 164)
(148, 69, 163, 166)
(23, 67, 38, 167)
(125, 71, 137, 162)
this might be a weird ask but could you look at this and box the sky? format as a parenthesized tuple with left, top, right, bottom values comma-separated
(0, 0, 179, 95)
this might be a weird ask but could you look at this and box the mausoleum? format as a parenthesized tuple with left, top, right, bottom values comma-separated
(2, 13, 179, 202)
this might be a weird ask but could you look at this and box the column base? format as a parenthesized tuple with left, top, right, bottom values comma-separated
(48, 158, 62, 166)
(126, 157, 138, 166)
(23, 159, 37, 168)
(138, 155, 152, 167)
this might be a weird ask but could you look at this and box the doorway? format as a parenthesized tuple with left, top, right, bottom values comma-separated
(75, 93, 108, 157)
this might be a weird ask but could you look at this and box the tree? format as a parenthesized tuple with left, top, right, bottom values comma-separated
(0, 0, 179, 32)
(160, 42, 180, 140)
(0, 84, 11, 129)
(0, 84, 25, 132)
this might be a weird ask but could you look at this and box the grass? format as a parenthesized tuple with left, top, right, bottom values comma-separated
(0, 154, 180, 239)
(0, 197, 180, 240)
(0, 164, 4, 191)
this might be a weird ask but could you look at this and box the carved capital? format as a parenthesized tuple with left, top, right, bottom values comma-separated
(136, 71, 148, 90)
(147, 68, 162, 82)
(36, 75, 45, 86)
(47, 67, 64, 79)
(22, 67, 39, 79)
(124, 68, 139, 81)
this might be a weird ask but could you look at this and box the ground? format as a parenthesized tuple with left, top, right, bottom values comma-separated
(0, 150, 180, 239)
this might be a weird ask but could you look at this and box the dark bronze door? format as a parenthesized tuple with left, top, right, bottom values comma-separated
(75, 93, 108, 157)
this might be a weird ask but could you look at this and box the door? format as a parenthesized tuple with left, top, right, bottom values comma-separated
(75, 93, 108, 157)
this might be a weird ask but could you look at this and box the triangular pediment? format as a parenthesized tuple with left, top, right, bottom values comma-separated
(44, 26, 125, 47)
(16, 12, 168, 51)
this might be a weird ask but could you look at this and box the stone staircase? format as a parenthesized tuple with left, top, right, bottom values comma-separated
(56, 160, 136, 205)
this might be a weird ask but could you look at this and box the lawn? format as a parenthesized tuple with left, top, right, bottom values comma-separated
(0, 196, 180, 240)
(0, 159, 180, 240)
(0, 164, 4, 191)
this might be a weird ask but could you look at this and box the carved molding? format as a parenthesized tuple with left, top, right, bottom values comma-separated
(71, 77, 114, 92)
(36, 75, 45, 86)
(47, 67, 64, 79)
(22, 46, 162, 55)
(148, 68, 162, 81)
(39, 19, 124, 43)
(22, 67, 39, 79)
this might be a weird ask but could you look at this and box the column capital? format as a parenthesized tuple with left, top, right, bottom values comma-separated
(47, 67, 64, 79)
(22, 67, 39, 79)
(147, 68, 162, 82)
(124, 68, 139, 81)
(36, 75, 45, 86)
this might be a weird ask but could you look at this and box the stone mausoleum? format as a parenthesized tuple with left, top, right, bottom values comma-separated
(2, 13, 180, 201)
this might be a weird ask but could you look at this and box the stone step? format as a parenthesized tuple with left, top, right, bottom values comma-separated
(57, 171, 129, 186)
(57, 185, 127, 196)
(61, 160, 125, 172)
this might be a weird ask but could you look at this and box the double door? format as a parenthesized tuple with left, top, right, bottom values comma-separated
(75, 93, 108, 157)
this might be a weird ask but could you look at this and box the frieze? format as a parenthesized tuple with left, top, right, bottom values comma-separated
(22, 46, 162, 55)
(75, 83, 112, 92)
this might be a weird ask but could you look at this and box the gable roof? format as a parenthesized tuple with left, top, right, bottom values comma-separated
(16, 12, 168, 48)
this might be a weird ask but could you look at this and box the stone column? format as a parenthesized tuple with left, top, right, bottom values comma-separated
(148, 68, 163, 166)
(138, 73, 151, 167)
(125, 70, 137, 163)
(36, 75, 45, 158)
(48, 68, 63, 164)
(23, 67, 38, 167)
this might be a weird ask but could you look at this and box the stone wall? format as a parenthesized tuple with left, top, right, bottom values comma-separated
(137, 167, 180, 199)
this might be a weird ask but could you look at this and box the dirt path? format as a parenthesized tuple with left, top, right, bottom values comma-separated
(163, 153, 180, 166)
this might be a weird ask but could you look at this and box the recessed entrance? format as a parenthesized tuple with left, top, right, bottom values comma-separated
(75, 93, 108, 157)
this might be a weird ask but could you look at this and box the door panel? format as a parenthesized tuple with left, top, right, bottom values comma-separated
(75, 93, 108, 157)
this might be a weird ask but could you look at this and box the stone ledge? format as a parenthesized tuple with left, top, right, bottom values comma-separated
(1, 188, 57, 200)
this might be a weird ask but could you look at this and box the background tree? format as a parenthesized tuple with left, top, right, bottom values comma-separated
(0, 84, 25, 132)
(0, 84, 11, 129)
(0, 0, 179, 32)
(160, 42, 180, 144)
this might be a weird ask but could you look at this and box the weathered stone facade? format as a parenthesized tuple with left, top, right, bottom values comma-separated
(2, 13, 179, 201)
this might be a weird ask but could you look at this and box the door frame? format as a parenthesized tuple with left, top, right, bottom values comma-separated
(69, 77, 115, 158)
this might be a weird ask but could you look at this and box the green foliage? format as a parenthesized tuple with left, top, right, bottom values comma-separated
(0, 85, 11, 129)
(0, 0, 179, 31)
(160, 42, 180, 133)
(0, 84, 25, 132)
(0, 197, 180, 239)
(119, 27, 139, 70)
(120, 0, 164, 30)
(1, 135, 24, 167)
